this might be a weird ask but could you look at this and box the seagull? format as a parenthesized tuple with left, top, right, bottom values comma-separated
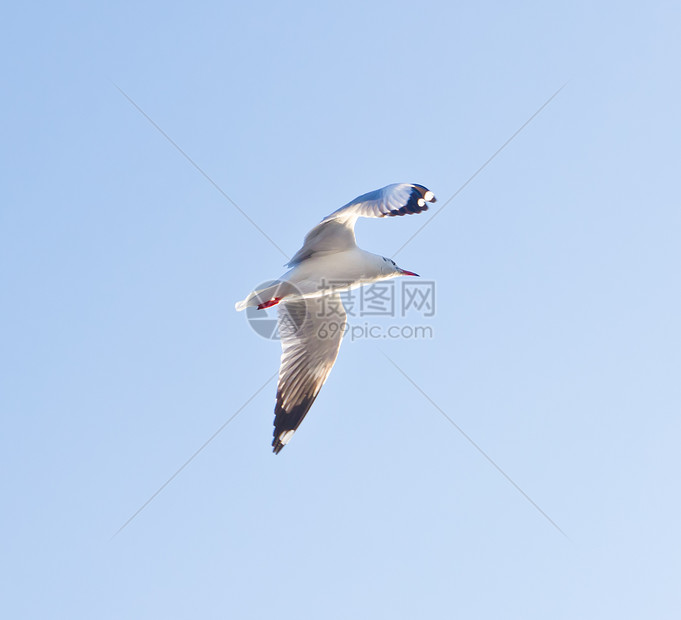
(235, 183, 436, 453)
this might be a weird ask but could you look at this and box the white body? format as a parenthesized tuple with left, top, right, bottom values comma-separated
(236, 248, 397, 310)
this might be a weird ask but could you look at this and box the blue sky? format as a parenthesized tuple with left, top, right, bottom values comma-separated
(2, 1, 680, 618)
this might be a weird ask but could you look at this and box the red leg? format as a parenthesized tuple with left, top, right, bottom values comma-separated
(257, 297, 282, 310)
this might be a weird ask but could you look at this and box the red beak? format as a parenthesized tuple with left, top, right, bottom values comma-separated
(399, 269, 420, 277)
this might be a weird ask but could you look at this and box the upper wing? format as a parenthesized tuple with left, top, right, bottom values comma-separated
(272, 294, 346, 453)
(286, 183, 436, 267)
(323, 183, 436, 223)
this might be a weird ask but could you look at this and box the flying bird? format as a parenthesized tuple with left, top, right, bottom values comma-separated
(235, 183, 436, 453)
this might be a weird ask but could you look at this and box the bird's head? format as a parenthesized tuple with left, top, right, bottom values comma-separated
(380, 256, 419, 278)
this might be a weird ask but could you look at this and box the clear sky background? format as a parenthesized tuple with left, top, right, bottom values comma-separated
(2, 1, 680, 618)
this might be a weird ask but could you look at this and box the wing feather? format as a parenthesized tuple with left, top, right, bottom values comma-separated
(272, 295, 346, 453)
(286, 183, 436, 267)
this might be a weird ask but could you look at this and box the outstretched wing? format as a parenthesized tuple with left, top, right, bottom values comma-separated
(286, 183, 436, 267)
(323, 182, 436, 223)
(272, 294, 347, 453)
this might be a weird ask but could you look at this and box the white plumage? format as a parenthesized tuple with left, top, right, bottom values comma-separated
(236, 183, 436, 453)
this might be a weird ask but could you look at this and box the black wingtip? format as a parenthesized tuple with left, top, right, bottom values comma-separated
(412, 184, 437, 203)
(271, 393, 314, 455)
(272, 430, 289, 454)
(386, 184, 436, 217)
